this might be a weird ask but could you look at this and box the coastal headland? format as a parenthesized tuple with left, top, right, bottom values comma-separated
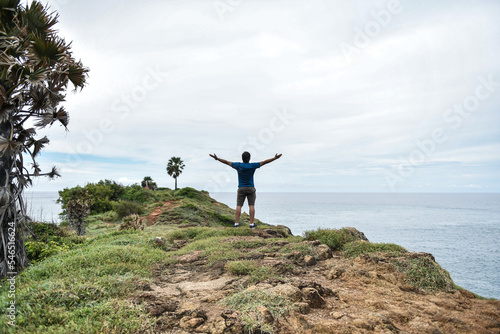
(1, 187, 499, 333)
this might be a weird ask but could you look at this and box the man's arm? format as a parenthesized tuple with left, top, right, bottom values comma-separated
(260, 153, 282, 167)
(209, 153, 232, 167)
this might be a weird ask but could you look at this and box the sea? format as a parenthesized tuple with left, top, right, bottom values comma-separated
(26, 191, 500, 300)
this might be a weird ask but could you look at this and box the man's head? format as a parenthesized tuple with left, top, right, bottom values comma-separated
(242, 151, 251, 163)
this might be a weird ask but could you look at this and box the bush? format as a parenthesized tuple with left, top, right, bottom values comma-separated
(393, 256, 454, 292)
(221, 290, 296, 332)
(113, 200, 145, 219)
(24, 222, 85, 263)
(176, 187, 212, 203)
(226, 260, 258, 276)
(303, 228, 361, 251)
(121, 184, 152, 204)
(343, 241, 407, 258)
(25, 240, 70, 263)
(26, 221, 66, 241)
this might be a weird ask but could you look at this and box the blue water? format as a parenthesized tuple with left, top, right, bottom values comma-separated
(26, 191, 500, 299)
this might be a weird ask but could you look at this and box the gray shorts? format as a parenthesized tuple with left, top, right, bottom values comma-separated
(237, 187, 256, 207)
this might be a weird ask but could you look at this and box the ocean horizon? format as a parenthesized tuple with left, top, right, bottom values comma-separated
(26, 190, 500, 300)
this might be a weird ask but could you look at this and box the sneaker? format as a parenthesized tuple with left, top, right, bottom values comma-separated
(233, 223, 239, 227)
(249, 223, 257, 228)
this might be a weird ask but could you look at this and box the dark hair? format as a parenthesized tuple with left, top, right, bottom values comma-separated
(242, 151, 251, 163)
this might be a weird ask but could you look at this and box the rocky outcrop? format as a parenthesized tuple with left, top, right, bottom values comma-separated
(132, 227, 500, 334)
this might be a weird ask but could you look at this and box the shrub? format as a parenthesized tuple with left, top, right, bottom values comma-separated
(161, 204, 206, 225)
(24, 222, 84, 263)
(176, 187, 212, 203)
(113, 200, 145, 219)
(25, 240, 70, 263)
(343, 241, 407, 258)
(226, 260, 258, 276)
(26, 221, 66, 241)
(392, 256, 454, 292)
(121, 184, 152, 204)
(226, 260, 279, 283)
(221, 290, 296, 333)
(303, 228, 361, 251)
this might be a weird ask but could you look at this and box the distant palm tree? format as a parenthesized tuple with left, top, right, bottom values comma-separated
(141, 176, 157, 190)
(166, 157, 185, 190)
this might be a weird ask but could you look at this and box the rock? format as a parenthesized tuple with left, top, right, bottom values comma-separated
(253, 228, 282, 238)
(330, 311, 345, 320)
(221, 310, 245, 333)
(315, 244, 332, 260)
(353, 318, 375, 331)
(287, 251, 305, 265)
(175, 251, 202, 263)
(304, 255, 317, 266)
(409, 252, 435, 262)
(180, 317, 205, 329)
(276, 225, 293, 237)
(459, 289, 476, 299)
(287, 313, 313, 330)
(327, 268, 345, 279)
(294, 302, 311, 314)
(303, 240, 321, 247)
(301, 287, 327, 308)
(257, 305, 274, 324)
(133, 293, 178, 316)
(295, 281, 334, 297)
(343, 227, 369, 241)
(269, 283, 302, 302)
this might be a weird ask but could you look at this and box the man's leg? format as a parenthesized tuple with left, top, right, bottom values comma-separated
(249, 205, 255, 224)
(235, 205, 242, 224)
(248, 188, 257, 227)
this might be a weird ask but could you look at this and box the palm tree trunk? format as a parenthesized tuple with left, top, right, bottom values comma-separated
(0, 121, 28, 278)
(175, 177, 178, 190)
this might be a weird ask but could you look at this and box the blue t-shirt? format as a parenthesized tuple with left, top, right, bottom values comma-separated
(231, 162, 261, 188)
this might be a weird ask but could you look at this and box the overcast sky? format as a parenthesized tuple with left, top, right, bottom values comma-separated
(29, 0, 500, 194)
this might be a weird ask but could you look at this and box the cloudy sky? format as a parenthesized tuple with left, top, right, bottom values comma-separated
(30, 0, 500, 194)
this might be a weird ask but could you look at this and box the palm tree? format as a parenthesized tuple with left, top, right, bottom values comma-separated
(166, 157, 185, 190)
(0, 1, 88, 277)
(141, 176, 157, 190)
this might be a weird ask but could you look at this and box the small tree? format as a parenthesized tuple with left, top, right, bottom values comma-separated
(166, 157, 184, 190)
(141, 176, 157, 190)
(66, 189, 92, 236)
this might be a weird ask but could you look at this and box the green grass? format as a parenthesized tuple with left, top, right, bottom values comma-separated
(220, 289, 296, 333)
(226, 260, 280, 283)
(303, 228, 362, 251)
(0, 229, 167, 333)
(392, 256, 454, 292)
(343, 241, 407, 258)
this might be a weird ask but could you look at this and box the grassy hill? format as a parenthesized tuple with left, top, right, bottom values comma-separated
(1, 187, 498, 333)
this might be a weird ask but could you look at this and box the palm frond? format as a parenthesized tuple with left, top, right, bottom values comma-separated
(47, 165, 60, 179)
(0, 135, 21, 155)
(26, 66, 47, 84)
(31, 162, 40, 176)
(23, 1, 58, 38)
(29, 87, 49, 112)
(55, 106, 69, 128)
(67, 61, 89, 91)
(30, 35, 67, 66)
(31, 135, 49, 156)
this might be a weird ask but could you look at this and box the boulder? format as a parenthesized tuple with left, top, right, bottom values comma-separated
(301, 288, 327, 308)
(269, 283, 302, 302)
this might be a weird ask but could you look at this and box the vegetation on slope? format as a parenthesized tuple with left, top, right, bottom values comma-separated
(0, 185, 467, 333)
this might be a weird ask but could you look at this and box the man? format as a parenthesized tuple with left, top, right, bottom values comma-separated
(209, 152, 282, 228)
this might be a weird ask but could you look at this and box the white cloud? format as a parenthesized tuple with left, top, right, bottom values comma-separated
(29, 0, 500, 192)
